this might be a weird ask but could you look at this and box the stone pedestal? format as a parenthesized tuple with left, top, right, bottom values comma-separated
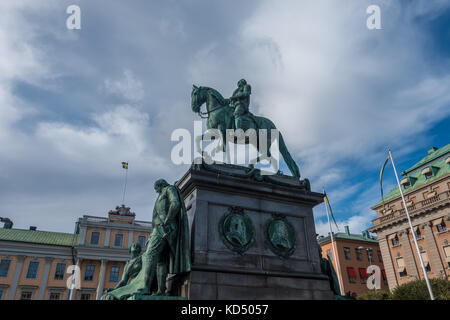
(172, 163, 334, 300)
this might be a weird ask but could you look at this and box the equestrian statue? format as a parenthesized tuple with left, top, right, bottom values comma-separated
(191, 79, 301, 178)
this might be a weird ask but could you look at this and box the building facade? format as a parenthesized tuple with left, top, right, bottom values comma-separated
(369, 145, 450, 291)
(0, 205, 151, 300)
(318, 226, 389, 297)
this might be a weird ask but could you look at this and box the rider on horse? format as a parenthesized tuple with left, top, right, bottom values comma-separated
(227, 79, 254, 131)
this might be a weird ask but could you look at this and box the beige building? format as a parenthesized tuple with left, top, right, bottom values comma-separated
(0, 205, 151, 300)
(369, 144, 450, 291)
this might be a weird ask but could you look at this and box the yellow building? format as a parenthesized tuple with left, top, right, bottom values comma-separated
(369, 145, 450, 290)
(0, 205, 151, 300)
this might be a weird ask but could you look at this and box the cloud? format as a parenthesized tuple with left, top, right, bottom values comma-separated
(104, 70, 145, 102)
(0, 0, 449, 235)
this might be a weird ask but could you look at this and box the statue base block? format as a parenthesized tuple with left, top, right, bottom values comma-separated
(128, 293, 187, 300)
(173, 163, 334, 300)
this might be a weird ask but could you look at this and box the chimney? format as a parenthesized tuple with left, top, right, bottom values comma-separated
(427, 147, 438, 155)
(29, 226, 37, 231)
(344, 225, 350, 235)
(0, 217, 13, 229)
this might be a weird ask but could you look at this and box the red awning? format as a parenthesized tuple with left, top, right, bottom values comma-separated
(347, 267, 356, 278)
(381, 269, 387, 280)
(359, 268, 368, 279)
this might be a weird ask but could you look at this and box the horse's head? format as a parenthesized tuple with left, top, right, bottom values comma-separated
(191, 85, 207, 113)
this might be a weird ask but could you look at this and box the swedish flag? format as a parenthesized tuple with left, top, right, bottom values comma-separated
(122, 162, 128, 169)
(379, 155, 391, 207)
(324, 191, 340, 231)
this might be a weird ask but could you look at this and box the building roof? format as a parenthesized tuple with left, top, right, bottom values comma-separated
(318, 231, 378, 245)
(0, 228, 76, 246)
(375, 144, 450, 206)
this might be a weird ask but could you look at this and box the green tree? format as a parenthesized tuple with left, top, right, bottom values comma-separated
(357, 290, 392, 300)
(391, 278, 450, 300)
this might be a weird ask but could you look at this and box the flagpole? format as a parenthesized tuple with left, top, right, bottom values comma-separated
(388, 149, 435, 300)
(122, 163, 128, 205)
(324, 188, 344, 296)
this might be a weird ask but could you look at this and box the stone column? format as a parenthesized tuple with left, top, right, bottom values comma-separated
(378, 238, 398, 290)
(7, 255, 25, 300)
(422, 222, 445, 277)
(37, 257, 54, 300)
(69, 258, 82, 300)
(95, 259, 107, 300)
(399, 229, 419, 279)
(128, 231, 134, 247)
(104, 229, 111, 247)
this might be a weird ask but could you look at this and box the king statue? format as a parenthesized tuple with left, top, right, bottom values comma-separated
(227, 78, 253, 131)
(101, 179, 191, 300)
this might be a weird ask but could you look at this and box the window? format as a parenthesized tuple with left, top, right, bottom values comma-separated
(84, 264, 95, 281)
(391, 237, 399, 246)
(90, 231, 100, 245)
(54, 263, 66, 280)
(0, 289, 3, 300)
(422, 167, 432, 179)
(109, 266, 120, 282)
(138, 235, 146, 249)
(355, 248, 363, 261)
(367, 249, 374, 263)
(49, 292, 61, 300)
(346, 267, 356, 283)
(326, 249, 332, 258)
(377, 250, 383, 263)
(421, 252, 431, 273)
(0, 259, 11, 277)
(26, 261, 39, 279)
(414, 228, 423, 239)
(114, 234, 124, 247)
(437, 222, 447, 233)
(396, 258, 407, 277)
(20, 291, 33, 300)
(343, 247, 351, 260)
(444, 246, 450, 268)
(80, 293, 91, 300)
(359, 268, 368, 284)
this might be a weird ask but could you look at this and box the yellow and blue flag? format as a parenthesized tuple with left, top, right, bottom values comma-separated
(122, 162, 128, 169)
(324, 191, 340, 231)
(379, 155, 391, 207)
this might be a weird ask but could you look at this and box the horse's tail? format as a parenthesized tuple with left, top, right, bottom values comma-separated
(278, 131, 301, 178)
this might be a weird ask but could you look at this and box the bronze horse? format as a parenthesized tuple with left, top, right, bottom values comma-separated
(191, 85, 300, 178)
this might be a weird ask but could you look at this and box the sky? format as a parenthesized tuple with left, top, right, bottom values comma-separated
(0, 0, 449, 236)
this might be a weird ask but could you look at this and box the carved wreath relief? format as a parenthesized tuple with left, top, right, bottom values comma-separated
(219, 206, 255, 254)
(264, 215, 296, 259)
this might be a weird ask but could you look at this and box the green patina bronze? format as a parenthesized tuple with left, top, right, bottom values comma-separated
(218, 207, 255, 255)
(103, 243, 143, 298)
(264, 215, 296, 259)
(191, 80, 301, 178)
(101, 179, 191, 300)
(318, 245, 356, 299)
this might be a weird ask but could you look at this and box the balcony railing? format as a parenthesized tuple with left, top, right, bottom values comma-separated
(81, 215, 152, 228)
(372, 191, 450, 227)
